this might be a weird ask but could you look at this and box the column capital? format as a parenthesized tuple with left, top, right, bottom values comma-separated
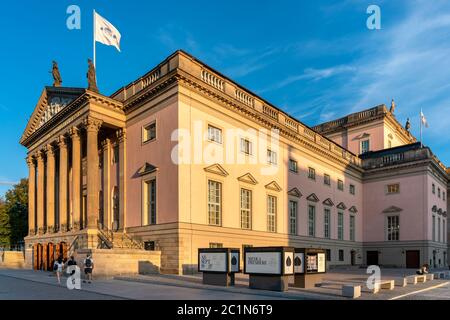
(116, 128, 126, 142)
(69, 126, 81, 139)
(57, 135, 68, 148)
(36, 150, 45, 162)
(44, 144, 56, 157)
(26, 154, 35, 167)
(84, 116, 103, 132)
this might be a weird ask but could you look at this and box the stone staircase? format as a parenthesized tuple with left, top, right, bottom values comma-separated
(97, 223, 144, 250)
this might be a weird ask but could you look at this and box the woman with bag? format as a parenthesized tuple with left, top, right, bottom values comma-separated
(53, 255, 64, 285)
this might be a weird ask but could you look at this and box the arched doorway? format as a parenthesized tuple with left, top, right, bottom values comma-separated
(42, 243, 48, 271)
(60, 242, 68, 262)
(47, 242, 55, 271)
(33, 243, 43, 270)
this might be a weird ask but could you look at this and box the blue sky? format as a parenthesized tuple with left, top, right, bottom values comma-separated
(1, 0, 450, 195)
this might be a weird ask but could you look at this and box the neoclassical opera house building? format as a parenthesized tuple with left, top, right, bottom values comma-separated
(21, 50, 449, 275)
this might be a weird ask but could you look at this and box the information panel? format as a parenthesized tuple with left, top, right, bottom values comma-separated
(199, 252, 227, 272)
(245, 252, 282, 274)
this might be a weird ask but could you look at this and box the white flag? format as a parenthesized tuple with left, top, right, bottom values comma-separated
(94, 12, 121, 52)
(420, 111, 429, 128)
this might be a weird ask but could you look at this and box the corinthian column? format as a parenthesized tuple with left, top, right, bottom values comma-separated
(45, 144, 56, 233)
(70, 127, 82, 231)
(36, 151, 45, 235)
(58, 135, 68, 232)
(85, 117, 102, 229)
(101, 138, 111, 229)
(117, 129, 126, 230)
(27, 155, 36, 236)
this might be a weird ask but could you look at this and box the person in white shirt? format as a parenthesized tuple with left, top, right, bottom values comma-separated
(53, 256, 64, 284)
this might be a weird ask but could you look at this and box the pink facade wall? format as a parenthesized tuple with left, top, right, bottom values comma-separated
(125, 100, 179, 227)
(363, 174, 428, 242)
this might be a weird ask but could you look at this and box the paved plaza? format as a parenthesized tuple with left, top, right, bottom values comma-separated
(0, 267, 449, 300)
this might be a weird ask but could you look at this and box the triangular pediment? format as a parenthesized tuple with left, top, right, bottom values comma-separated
(20, 86, 85, 145)
(237, 173, 258, 185)
(349, 206, 358, 213)
(265, 181, 282, 192)
(288, 187, 302, 198)
(204, 163, 229, 177)
(306, 193, 320, 202)
(382, 206, 403, 213)
(337, 202, 347, 210)
(138, 163, 158, 176)
(322, 198, 334, 206)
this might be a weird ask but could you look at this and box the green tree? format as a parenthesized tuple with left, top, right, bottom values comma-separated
(0, 198, 11, 247)
(1, 179, 28, 248)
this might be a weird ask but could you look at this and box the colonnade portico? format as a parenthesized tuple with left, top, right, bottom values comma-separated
(26, 114, 124, 246)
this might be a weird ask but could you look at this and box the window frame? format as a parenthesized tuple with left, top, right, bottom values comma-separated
(308, 167, 316, 181)
(360, 139, 370, 154)
(289, 159, 298, 173)
(337, 211, 344, 240)
(308, 205, 316, 237)
(386, 215, 400, 241)
(207, 179, 222, 226)
(267, 149, 277, 165)
(337, 179, 344, 191)
(349, 215, 355, 241)
(267, 195, 277, 233)
(240, 138, 253, 155)
(289, 200, 298, 235)
(207, 124, 223, 144)
(142, 121, 157, 144)
(142, 177, 157, 226)
(324, 208, 331, 239)
(240, 188, 252, 230)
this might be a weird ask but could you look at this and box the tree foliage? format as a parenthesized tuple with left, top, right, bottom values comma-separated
(0, 179, 28, 248)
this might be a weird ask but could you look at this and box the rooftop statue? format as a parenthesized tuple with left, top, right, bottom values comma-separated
(389, 99, 396, 114)
(51, 61, 62, 87)
(405, 118, 411, 131)
(87, 59, 99, 93)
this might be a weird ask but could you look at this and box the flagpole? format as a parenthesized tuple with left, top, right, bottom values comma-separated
(420, 108, 423, 148)
(93, 9, 96, 68)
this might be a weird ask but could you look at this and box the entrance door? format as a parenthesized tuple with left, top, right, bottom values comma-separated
(406, 250, 420, 268)
(367, 251, 379, 265)
(351, 250, 356, 266)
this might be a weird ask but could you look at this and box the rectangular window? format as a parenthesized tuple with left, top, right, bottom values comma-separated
(387, 215, 400, 241)
(387, 183, 400, 194)
(207, 125, 222, 144)
(432, 215, 436, 241)
(350, 215, 355, 241)
(338, 212, 344, 240)
(240, 188, 252, 230)
(143, 179, 157, 225)
(267, 195, 277, 232)
(326, 249, 331, 262)
(143, 122, 156, 143)
(240, 138, 252, 155)
(432, 183, 435, 194)
(338, 249, 344, 261)
(350, 184, 355, 195)
(324, 208, 331, 239)
(361, 140, 370, 154)
(324, 174, 331, 186)
(289, 159, 298, 173)
(209, 243, 223, 248)
(308, 167, 316, 180)
(443, 192, 446, 201)
(208, 180, 222, 226)
(438, 217, 441, 242)
(338, 179, 344, 191)
(289, 200, 298, 235)
(267, 149, 277, 165)
(308, 205, 316, 237)
(438, 188, 441, 198)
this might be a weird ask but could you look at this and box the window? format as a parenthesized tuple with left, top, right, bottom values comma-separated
(267, 149, 277, 165)
(338, 249, 344, 261)
(207, 125, 222, 144)
(349, 184, 355, 195)
(361, 139, 370, 154)
(289, 200, 298, 235)
(308, 167, 316, 180)
(326, 249, 331, 262)
(432, 183, 435, 194)
(443, 192, 446, 201)
(387, 183, 400, 194)
(240, 138, 252, 155)
(240, 188, 252, 230)
(308, 205, 316, 237)
(433, 215, 436, 241)
(337, 212, 344, 240)
(144, 241, 156, 251)
(438, 188, 441, 198)
(208, 180, 222, 226)
(324, 174, 331, 186)
(209, 243, 223, 248)
(388, 140, 392, 148)
(289, 159, 298, 173)
(267, 196, 277, 232)
(338, 179, 344, 191)
(387, 215, 400, 241)
(143, 179, 156, 225)
(438, 217, 441, 242)
(444, 219, 447, 243)
(350, 215, 355, 241)
(324, 208, 331, 239)
(143, 122, 156, 142)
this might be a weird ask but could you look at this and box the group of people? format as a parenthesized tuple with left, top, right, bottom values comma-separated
(53, 254, 94, 285)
